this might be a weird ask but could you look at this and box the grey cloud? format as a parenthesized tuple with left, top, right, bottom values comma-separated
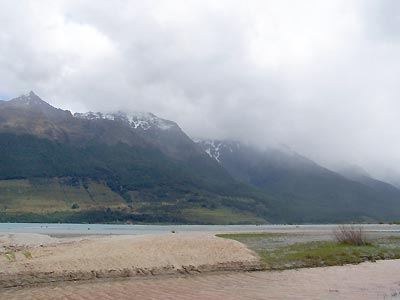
(362, 0, 400, 41)
(0, 0, 400, 180)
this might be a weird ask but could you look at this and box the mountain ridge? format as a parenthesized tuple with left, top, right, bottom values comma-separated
(196, 138, 400, 222)
(0, 92, 276, 224)
(1, 92, 400, 223)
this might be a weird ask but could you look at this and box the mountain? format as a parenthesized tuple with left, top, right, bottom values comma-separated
(371, 167, 400, 190)
(334, 162, 400, 195)
(333, 162, 371, 181)
(0, 92, 273, 224)
(1, 92, 400, 224)
(196, 139, 400, 223)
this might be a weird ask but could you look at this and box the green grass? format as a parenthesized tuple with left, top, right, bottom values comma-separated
(3, 250, 16, 262)
(218, 233, 400, 270)
(259, 241, 400, 269)
(0, 178, 127, 213)
(22, 250, 32, 259)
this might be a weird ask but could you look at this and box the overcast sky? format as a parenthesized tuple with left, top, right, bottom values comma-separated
(1, 0, 400, 178)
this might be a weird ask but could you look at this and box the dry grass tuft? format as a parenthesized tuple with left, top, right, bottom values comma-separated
(334, 225, 368, 246)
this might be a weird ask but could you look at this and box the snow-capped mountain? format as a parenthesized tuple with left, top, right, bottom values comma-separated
(0, 92, 194, 159)
(2, 92, 400, 224)
(74, 111, 176, 131)
(0, 92, 258, 224)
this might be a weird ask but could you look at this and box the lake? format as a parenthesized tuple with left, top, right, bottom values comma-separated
(1, 222, 400, 235)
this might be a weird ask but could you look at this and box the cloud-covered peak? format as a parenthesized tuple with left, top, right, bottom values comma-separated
(74, 110, 177, 131)
(1, 1, 400, 180)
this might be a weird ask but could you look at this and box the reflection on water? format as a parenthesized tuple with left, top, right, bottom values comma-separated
(2, 260, 400, 300)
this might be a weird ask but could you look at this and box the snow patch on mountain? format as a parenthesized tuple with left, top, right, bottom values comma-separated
(197, 139, 240, 163)
(74, 112, 115, 121)
(74, 111, 176, 131)
(199, 140, 220, 162)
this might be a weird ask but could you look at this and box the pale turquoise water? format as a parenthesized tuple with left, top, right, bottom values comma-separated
(0, 223, 399, 235)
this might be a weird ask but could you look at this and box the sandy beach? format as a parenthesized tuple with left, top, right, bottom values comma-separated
(0, 233, 259, 288)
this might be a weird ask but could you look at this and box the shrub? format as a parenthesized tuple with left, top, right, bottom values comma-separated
(22, 250, 32, 259)
(334, 225, 368, 246)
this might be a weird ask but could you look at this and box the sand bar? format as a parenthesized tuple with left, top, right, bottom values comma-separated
(0, 233, 260, 288)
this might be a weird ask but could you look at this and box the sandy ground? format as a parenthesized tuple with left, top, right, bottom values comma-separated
(0, 233, 259, 288)
(2, 231, 400, 299)
(0, 233, 96, 248)
(2, 260, 400, 300)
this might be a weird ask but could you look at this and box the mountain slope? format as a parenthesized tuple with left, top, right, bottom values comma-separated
(2, 92, 400, 223)
(0, 93, 274, 224)
(334, 162, 400, 198)
(197, 139, 400, 222)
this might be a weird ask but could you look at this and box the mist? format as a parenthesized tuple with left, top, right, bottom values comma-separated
(1, 0, 400, 181)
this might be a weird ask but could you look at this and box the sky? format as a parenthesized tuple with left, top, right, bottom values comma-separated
(0, 0, 400, 180)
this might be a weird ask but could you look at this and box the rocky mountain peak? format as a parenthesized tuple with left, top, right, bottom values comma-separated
(10, 91, 51, 107)
(1, 92, 72, 122)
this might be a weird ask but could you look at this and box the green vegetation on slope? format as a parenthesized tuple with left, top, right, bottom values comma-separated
(0, 178, 127, 213)
(0, 133, 274, 223)
(202, 141, 400, 223)
(0, 178, 269, 224)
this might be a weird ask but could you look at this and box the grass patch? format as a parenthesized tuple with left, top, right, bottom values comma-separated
(217, 233, 400, 270)
(3, 250, 16, 262)
(259, 241, 400, 269)
(22, 250, 32, 259)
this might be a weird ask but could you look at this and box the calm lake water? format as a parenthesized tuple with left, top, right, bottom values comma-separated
(1, 223, 400, 235)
